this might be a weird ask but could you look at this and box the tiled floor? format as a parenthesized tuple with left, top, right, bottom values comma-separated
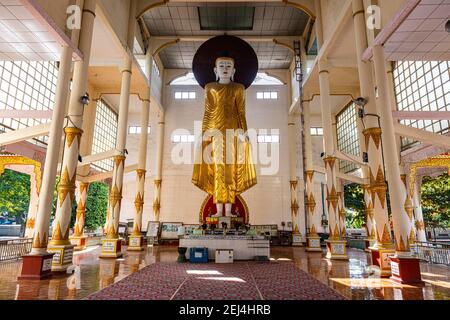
(0, 245, 448, 300)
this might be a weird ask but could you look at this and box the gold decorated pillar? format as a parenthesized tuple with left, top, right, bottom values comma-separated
(373, 45, 412, 255)
(362, 184, 375, 242)
(373, 44, 423, 284)
(46, 0, 97, 273)
(18, 43, 74, 280)
(337, 182, 346, 238)
(318, 59, 347, 260)
(101, 0, 136, 258)
(401, 171, 416, 245)
(153, 111, 165, 222)
(71, 182, 89, 251)
(288, 115, 303, 246)
(129, 96, 151, 250)
(129, 50, 153, 251)
(304, 101, 321, 252)
(352, 0, 394, 275)
(412, 177, 426, 242)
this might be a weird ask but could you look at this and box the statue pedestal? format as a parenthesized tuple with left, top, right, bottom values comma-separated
(218, 217, 231, 228)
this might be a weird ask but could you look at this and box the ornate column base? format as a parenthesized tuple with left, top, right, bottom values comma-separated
(127, 235, 144, 251)
(292, 233, 304, 247)
(18, 253, 55, 280)
(47, 243, 75, 272)
(306, 236, 323, 252)
(389, 256, 424, 285)
(369, 246, 396, 277)
(70, 235, 87, 251)
(100, 238, 123, 259)
(325, 240, 348, 260)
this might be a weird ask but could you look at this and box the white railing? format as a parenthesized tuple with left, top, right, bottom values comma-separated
(0, 238, 32, 262)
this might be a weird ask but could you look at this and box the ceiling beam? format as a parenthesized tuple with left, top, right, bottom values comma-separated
(0, 110, 53, 119)
(79, 164, 139, 183)
(0, 123, 51, 147)
(394, 123, 450, 149)
(392, 111, 450, 120)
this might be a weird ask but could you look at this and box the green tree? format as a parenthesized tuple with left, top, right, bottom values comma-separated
(344, 183, 365, 228)
(0, 169, 30, 225)
(83, 182, 109, 230)
(421, 173, 450, 229)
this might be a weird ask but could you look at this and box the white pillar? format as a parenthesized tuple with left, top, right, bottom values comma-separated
(304, 101, 321, 242)
(153, 111, 165, 221)
(128, 51, 152, 250)
(318, 60, 348, 260)
(352, 0, 392, 249)
(412, 177, 427, 242)
(30, 46, 73, 255)
(46, 1, 96, 273)
(373, 45, 411, 255)
(102, 0, 136, 258)
(288, 115, 301, 244)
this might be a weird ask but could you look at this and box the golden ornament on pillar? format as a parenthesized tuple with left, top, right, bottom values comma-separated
(114, 155, 126, 168)
(64, 127, 83, 148)
(326, 186, 339, 212)
(58, 167, 77, 206)
(310, 224, 317, 236)
(290, 180, 298, 191)
(380, 224, 391, 244)
(154, 179, 162, 189)
(409, 228, 416, 244)
(397, 235, 409, 252)
(109, 185, 123, 209)
(26, 217, 35, 229)
(134, 192, 144, 213)
(323, 156, 337, 170)
(415, 220, 425, 231)
(306, 170, 314, 183)
(404, 195, 414, 221)
(291, 199, 299, 216)
(136, 169, 146, 181)
(366, 202, 374, 220)
(363, 127, 382, 150)
(306, 193, 316, 214)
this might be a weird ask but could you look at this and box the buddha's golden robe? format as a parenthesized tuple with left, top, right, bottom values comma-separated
(192, 82, 257, 204)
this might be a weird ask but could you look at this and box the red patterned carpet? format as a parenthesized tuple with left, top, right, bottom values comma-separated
(86, 262, 346, 300)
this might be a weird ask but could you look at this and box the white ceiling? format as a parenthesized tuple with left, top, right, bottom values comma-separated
(0, 0, 60, 60)
(384, 0, 450, 61)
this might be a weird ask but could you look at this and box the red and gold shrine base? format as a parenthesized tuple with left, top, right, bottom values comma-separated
(200, 194, 249, 224)
(18, 253, 55, 280)
(389, 256, 425, 285)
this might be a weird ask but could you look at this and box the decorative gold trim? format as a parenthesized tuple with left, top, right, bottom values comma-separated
(282, 0, 316, 19)
(409, 153, 450, 196)
(0, 154, 42, 194)
(137, 0, 169, 18)
(363, 127, 382, 150)
(64, 127, 83, 148)
(136, 169, 147, 180)
(154, 179, 162, 189)
(290, 180, 298, 190)
(305, 170, 314, 182)
(114, 155, 126, 168)
(58, 167, 77, 206)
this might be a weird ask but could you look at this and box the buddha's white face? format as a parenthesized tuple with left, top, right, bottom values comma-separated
(214, 58, 235, 83)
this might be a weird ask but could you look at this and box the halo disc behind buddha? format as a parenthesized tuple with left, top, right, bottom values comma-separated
(192, 35, 259, 89)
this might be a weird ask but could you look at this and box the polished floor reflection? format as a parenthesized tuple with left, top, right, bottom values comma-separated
(0, 245, 448, 300)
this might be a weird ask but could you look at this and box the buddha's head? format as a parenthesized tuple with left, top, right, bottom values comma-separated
(214, 57, 236, 84)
